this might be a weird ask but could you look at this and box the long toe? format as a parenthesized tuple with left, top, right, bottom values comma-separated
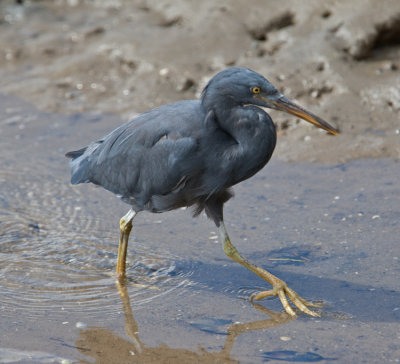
(251, 281, 320, 317)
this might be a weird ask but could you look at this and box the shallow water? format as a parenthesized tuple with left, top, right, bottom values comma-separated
(0, 93, 399, 363)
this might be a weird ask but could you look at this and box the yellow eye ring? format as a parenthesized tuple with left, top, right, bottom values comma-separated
(252, 86, 261, 94)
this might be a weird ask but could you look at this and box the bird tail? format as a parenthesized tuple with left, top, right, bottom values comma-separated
(65, 147, 90, 184)
(65, 147, 87, 159)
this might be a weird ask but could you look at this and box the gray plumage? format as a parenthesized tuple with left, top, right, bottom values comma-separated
(66, 68, 277, 225)
(66, 67, 339, 315)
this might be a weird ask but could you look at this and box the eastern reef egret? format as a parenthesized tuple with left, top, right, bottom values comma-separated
(66, 67, 338, 316)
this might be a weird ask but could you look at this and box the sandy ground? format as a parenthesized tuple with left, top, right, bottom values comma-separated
(0, 0, 399, 163)
(0, 1, 400, 363)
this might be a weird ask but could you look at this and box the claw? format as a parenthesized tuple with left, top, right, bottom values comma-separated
(250, 280, 320, 317)
(218, 222, 322, 317)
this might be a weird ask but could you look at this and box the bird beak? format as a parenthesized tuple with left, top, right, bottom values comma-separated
(260, 94, 339, 135)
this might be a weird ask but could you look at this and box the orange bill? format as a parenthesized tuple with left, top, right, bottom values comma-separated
(264, 95, 339, 135)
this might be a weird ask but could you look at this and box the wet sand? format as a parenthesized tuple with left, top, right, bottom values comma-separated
(1, 93, 399, 362)
(0, 1, 399, 363)
(0, 0, 399, 163)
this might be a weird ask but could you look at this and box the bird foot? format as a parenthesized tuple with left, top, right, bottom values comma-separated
(250, 279, 321, 317)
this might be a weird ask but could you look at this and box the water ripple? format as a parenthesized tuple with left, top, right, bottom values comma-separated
(0, 168, 197, 321)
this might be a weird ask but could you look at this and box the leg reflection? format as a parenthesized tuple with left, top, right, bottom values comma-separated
(75, 283, 296, 363)
(116, 282, 296, 362)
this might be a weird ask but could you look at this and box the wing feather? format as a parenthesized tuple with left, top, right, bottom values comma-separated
(67, 100, 206, 210)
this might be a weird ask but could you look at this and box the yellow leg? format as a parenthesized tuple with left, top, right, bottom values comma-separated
(116, 209, 136, 279)
(218, 221, 320, 317)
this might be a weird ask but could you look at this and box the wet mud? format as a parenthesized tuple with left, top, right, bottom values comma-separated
(1, 93, 399, 362)
(0, 1, 399, 363)
(0, 0, 399, 163)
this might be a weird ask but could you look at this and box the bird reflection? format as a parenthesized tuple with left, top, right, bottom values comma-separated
(75, 282, 295, 363)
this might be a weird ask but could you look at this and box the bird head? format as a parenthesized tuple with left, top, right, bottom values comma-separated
(202, 67, 339, 135)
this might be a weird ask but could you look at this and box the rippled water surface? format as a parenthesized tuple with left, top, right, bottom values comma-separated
(0, 98, 198, 326)
(1, 93, 399, 363)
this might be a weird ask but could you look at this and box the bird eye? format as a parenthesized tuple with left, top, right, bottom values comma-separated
(252, 86, 261, 94)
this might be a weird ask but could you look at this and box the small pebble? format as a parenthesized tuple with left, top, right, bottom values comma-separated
(76, 322, 87, 329)
(159, 68, 169, 76)
(280, 336, 291, 341)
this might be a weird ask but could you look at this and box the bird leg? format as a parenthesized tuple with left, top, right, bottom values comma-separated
(218, 221, 319, 317)
(116, 209, 137, 279)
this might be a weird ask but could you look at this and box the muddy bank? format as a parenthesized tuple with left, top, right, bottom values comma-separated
(0, 0, 399, 163)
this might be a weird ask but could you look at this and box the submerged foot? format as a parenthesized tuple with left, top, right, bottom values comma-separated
(250, 279, 321, 317)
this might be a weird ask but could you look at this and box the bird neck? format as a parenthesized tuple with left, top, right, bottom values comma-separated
(212, 104, 276, 175)
(199, 99, 277, 189)
(202, 97, 243, 133)
(202, 96, 276, 157)
(202, 90, 237, 118)
(214, 104, 272, 142)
